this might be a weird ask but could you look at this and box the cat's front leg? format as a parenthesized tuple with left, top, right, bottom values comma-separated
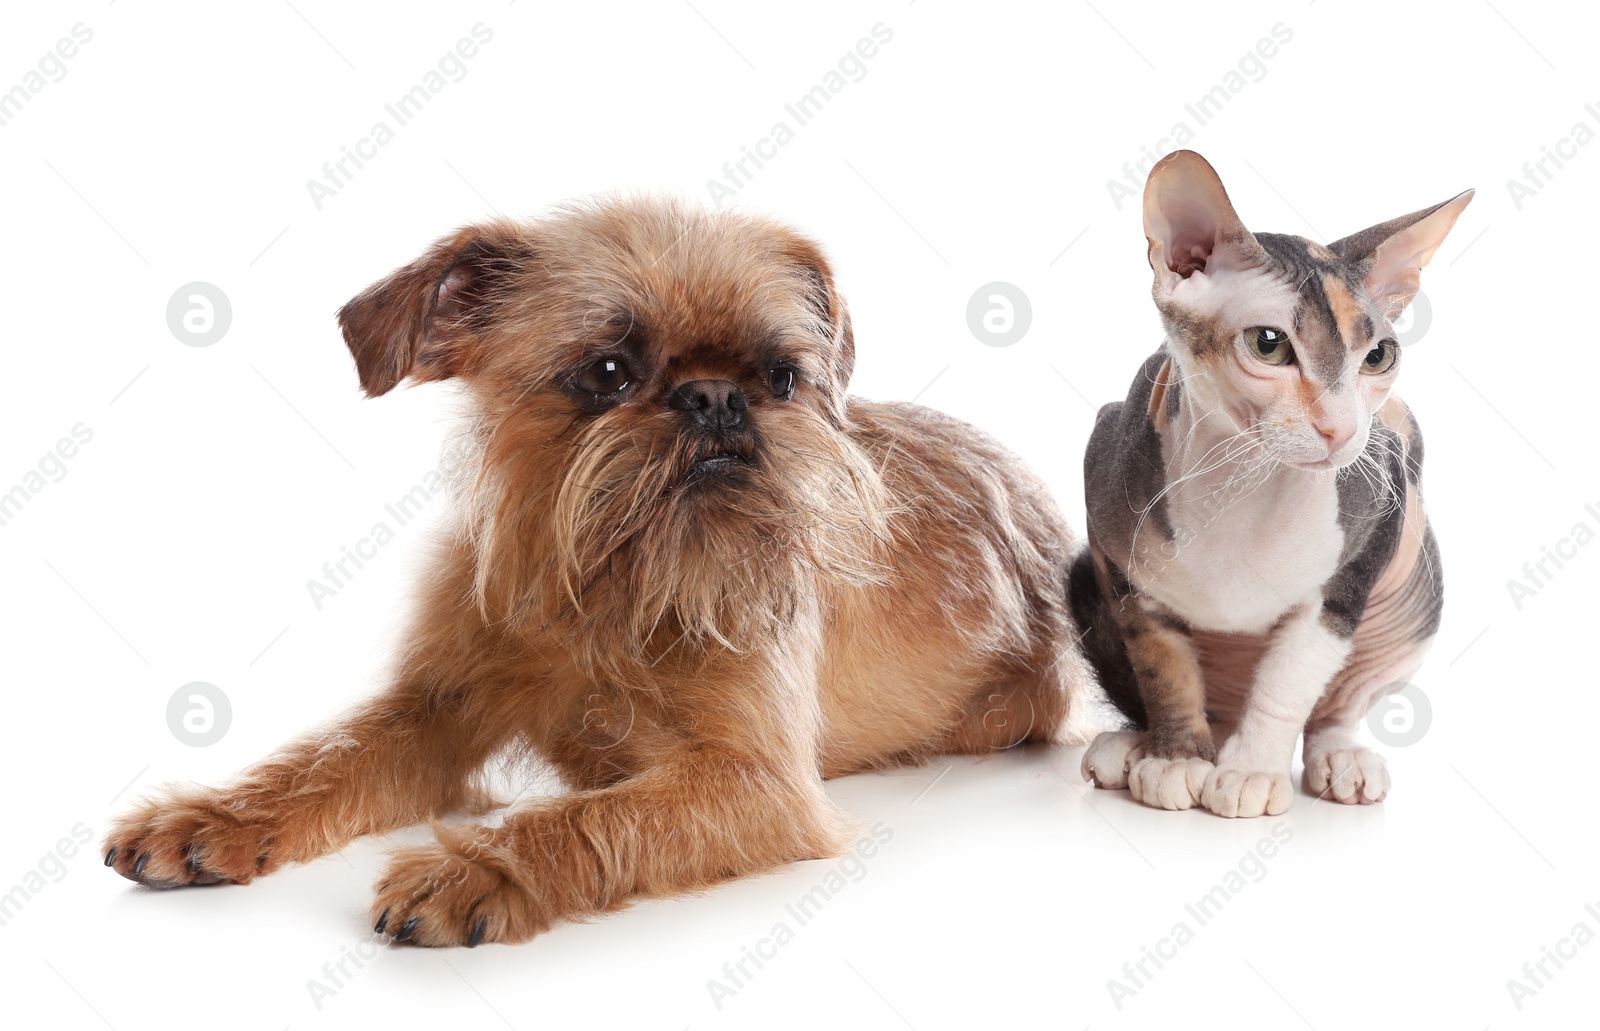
(1201, 601, 1352, 818)
(1300, 651, 1431, 804)
(1302, 722, 1390, 804)
(1112, 598, 1215, 810)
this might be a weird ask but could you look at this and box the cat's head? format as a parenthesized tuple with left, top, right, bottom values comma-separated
(1141, 150, 1471, 470)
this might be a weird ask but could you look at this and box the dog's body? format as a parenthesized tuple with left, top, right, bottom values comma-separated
(106, 199, 1088, 945)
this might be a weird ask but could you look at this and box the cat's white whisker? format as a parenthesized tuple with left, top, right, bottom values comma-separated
(1126, 426, 1269, 571)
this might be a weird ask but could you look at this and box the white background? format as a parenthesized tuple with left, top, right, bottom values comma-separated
(2, 1, 1596, 1028)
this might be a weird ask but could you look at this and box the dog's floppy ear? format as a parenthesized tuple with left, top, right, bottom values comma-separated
(783, 237, 855, 401)
(338, 221, 528, 397)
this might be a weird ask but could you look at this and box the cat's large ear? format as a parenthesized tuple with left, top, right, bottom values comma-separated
(1143, 150, 1263, 296)
(1329, 190, 1474, 317)
(338, 220, 530, 397)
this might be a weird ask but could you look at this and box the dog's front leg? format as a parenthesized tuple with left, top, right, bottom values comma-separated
(104, 675, 518, 888)
(369, 648, 850, 947)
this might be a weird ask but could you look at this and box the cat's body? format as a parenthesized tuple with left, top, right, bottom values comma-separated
(1072, 151, 1469, 817)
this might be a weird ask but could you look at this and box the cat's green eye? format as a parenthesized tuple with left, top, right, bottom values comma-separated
(1248, 327, 1294, 366)
(1360, 339, 1398, 375)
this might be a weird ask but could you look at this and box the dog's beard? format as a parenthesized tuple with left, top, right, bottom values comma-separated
(464, 404, 891, 682)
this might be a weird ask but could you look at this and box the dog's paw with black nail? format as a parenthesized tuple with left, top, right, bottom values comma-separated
(103, 786, 277, 888)
(371, 827, 543, 948)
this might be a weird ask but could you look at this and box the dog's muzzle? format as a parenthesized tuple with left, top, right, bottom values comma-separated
(668, 379, 747, 433)
(668, 379, 755, 474)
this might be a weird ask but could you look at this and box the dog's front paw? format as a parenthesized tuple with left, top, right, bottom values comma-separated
(1200, 764, 1293, 818)
(372, 826, 542, 948)
(1128, 755, 1212, 810)
(104, 786, 277, 887)
(1304, 746, 1389, 804)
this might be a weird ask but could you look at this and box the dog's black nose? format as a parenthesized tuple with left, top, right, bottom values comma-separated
(668, 379, 747, 432)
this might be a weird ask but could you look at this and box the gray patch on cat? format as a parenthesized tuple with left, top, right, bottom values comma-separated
(1333, 426, 1405, 556)
(1399, 406, 1426, 486)
(1378, 411, 1442, 639)
(1103, 553, 1135, 601)
(1084, 351, 1177, 569)
(1255, 232, 1340, 284)
(1067, 550, 1146, 728)
(1255, 233, 1374, 384)
(1151, 607, 1190, 633)
(1321, 427, 1408, 637)
(1152, 297, 1232, 359)
(1329, 195, 1461, 265)
(1414, 523, 1444, 637)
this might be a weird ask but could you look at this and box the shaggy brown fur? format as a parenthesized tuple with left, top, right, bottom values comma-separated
(104, 198, 1091, 946)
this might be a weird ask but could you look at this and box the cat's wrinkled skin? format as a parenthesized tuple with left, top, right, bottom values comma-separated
(1071, 150, 1471, 817)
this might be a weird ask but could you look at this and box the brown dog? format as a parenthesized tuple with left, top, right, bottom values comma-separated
(105, 198, 1090, 946)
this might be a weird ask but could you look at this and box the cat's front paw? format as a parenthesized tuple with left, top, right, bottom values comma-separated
(1200, 764, 1293, 818)
(372, 826, 543, 948)
(1128, 755, 1212, 810)
(1081, 730, 1146, 789)
(104, 786, 278, 887)
(1304, 746, 1389, 804)
(1145, 720, 1216, 763)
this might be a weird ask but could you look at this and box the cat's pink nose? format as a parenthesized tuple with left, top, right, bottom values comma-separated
(1316, 421, 1355, 455)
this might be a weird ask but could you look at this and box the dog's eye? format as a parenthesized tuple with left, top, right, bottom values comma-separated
(576, 358, 631, 394)
(769, 367, 797, 397)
